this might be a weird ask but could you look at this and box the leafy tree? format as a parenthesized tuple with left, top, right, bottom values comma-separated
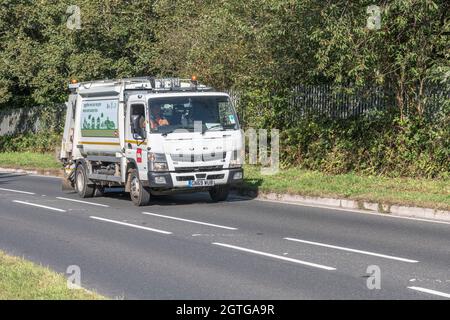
(0, 0, 159, 108)
(306, 0, 449, 117)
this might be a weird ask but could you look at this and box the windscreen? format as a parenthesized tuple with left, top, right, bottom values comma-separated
(148, 96, 239, 134)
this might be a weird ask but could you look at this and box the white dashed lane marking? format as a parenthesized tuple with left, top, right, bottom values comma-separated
(212, 242, 336, 271)
(0, 188, 35, 195)
(12, 200, 66, 212)
(56, 197, 110, 207)
(284, 237, 419, 263)
(90, 216, 172, 235)
(142, 211, 237, 230)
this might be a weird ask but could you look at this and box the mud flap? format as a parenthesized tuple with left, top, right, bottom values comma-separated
(61, 165, 76, 193)
(62, 177, 75, 192)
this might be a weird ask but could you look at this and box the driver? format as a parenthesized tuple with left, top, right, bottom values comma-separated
(150, 103, 169, 129)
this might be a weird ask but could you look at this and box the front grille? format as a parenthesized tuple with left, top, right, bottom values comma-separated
(170, 152, 226, 162)
(207, 174, 225, 180)
(175, 165, 223, 173)
(176, 176, 195, 181)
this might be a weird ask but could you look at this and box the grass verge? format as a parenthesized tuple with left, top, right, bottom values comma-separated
(243, 165, 450, 211)
(0, 250, 104, 300)
(0, 152, 60, 170)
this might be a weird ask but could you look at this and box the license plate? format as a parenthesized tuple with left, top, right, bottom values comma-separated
(188, 180, 215, 187)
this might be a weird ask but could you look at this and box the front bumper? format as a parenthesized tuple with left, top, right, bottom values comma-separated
(146, 168, 243, 189)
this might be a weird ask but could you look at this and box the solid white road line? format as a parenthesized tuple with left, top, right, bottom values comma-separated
(142, 212, 237, 230)
(90, 216, 172, 235)
(12, 200, 66, 212)
(408, 286, 450, 299)
(0, 188, 35, 195)
(284, 237, 418, 263)
(56, 197, 110, 207)
(212, 242, 336, 271)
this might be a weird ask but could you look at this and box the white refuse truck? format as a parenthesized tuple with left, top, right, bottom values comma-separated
(59, 76, 243, 206)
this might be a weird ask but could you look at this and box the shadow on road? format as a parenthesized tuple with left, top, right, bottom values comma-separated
(0, 171, 262, 206)
(96, 185, 257, 206)
(0, 172, 29, 185)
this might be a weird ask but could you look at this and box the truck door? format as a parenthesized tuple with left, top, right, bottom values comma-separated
(125, 102, 149, 180)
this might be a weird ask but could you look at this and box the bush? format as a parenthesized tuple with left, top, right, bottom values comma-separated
(280, 112, 449, 179)
(0, 132, 62, 154)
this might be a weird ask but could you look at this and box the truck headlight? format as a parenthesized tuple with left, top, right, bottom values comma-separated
(148, 152, 167, 162)
(153, 162, 168, 171)
(229, 150, 242, 168)
(229, 160, 242, 168)
(148, 153, 168, 172)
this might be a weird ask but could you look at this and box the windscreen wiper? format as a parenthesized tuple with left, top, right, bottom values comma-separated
(161, 126, 193, 137)
(202, 124, 225, 134)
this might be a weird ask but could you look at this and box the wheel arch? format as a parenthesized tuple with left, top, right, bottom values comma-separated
(124, 158, 138, 192)
(74, 158, 94, 185)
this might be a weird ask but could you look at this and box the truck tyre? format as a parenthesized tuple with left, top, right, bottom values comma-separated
(75, 164, 95, 198)
(129, 169, 150, 206)
(209, 185, 230, 202)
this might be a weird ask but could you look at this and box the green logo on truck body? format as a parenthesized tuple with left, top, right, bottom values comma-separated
(81, 100, 118, 137)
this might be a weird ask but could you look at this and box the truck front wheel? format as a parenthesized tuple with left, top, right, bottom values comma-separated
(75, 164, 95, 198)
(129, 169, 150, 206)
(209, 186, 230, 202)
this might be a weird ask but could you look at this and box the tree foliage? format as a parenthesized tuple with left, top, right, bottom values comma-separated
(0, 1, 448, 177)
(0, 0, 158, 107)
(0, 0, 448, 112)
(307, 0, 449, 117)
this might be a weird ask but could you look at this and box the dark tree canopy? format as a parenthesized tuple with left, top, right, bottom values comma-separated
(0, 0, 448, 117)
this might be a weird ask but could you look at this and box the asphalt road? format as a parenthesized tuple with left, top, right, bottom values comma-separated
(0, 171, 449, 299)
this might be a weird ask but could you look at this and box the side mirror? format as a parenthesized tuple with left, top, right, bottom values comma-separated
(131, 115, 146, 140)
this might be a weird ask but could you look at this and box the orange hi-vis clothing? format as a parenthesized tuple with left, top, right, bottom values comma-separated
(150, 115, 169, 129)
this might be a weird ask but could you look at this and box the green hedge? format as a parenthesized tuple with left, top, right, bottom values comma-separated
(0, 132, 61, 154)
(281, 113, 449, 179)
(0, 111, 448, 179)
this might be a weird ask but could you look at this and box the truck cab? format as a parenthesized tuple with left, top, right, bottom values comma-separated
(60, 77, 243, 206)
